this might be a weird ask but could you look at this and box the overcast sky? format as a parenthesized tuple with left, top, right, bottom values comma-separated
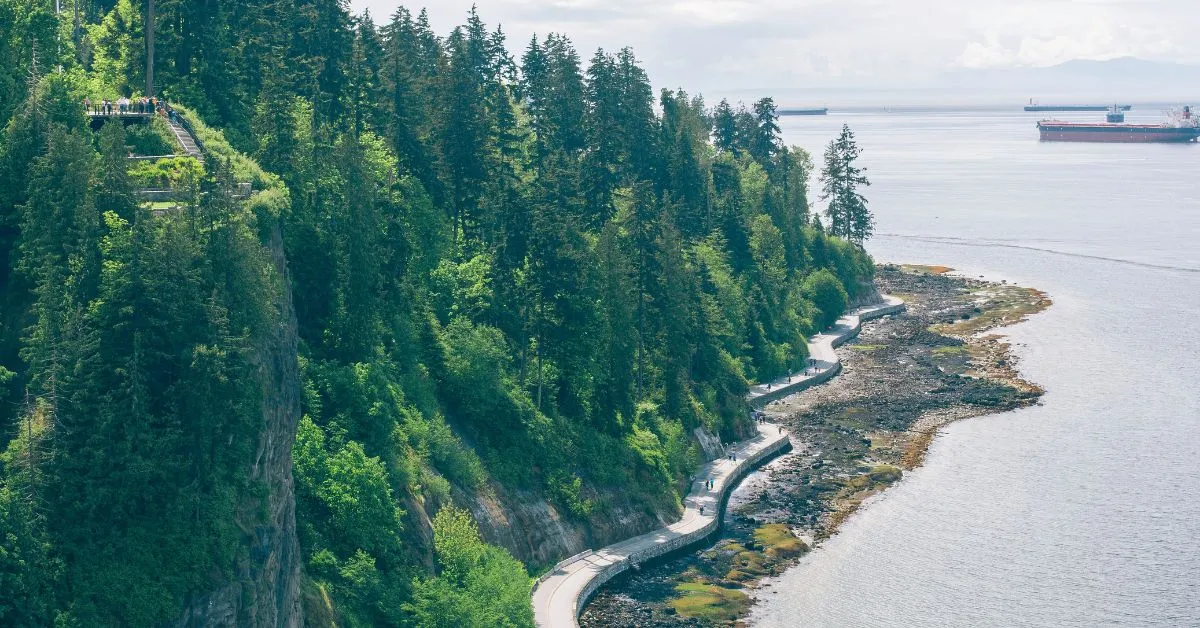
(348, 0, 1200, 94)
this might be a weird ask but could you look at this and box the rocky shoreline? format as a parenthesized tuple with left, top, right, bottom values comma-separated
(579, 264, 1051, 627)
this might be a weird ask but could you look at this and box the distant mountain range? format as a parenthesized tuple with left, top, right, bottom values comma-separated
(939, 58, 1200, 101)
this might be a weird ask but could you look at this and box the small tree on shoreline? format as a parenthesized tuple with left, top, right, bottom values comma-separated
(820, 124, 873, 246)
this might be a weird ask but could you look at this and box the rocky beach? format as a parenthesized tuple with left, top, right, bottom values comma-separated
(579, 264, 1052, 627)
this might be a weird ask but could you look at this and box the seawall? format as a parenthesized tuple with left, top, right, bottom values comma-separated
(531, 296, 906, 627)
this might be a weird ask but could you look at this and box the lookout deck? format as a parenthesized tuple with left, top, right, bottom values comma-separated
(86, 109, 204, 160)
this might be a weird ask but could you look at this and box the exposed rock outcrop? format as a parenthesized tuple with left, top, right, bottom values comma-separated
(466, 484, 672, 569)
(170, 223, 302, 628)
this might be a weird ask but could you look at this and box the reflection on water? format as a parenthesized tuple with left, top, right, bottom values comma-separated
(750, 106, 1200, 627)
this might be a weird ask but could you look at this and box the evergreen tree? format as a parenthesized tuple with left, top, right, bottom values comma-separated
(712, 98, 737, 153)
(581, 48, 621, 227)
(749, 97, 781, 165)
(820, 124, 873, 245)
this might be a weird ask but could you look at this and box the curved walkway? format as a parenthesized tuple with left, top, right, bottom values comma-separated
(748, 294, 905, 406)
(530, 296, 906, 627)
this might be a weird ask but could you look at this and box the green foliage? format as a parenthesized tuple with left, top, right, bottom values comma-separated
(821, 124, 874, 245)
(127, 156, 203, 188)
(0, 4, 878, 625)
(407, 508, 533, 628)
(0, 69, 285, 626)
(804, 268, 850, 330)
(0, 0, 57, 121)
(123, 117, 180, 156)
(545, 471, 594, 517)
(87, 0, 144, 97)
(295, 417, 404, 560)
(438, 318, 528, 443)
(0, 478, 59, 626)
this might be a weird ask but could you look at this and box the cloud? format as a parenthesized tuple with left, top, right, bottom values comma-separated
(350, 0, 1200, 90)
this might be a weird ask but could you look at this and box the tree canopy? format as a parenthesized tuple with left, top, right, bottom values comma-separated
(0, 4, 875, 626)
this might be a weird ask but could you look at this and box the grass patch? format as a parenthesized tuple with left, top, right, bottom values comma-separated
(932, 346, 968, 355)
(853, 344, 886, 352)
(725, 550, 768, 581)
(841, 464, 903, 491)
(668, 582, 751, 622)
(753, 524, 808, 560)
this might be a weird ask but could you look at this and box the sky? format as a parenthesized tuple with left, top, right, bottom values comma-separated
(348, 0, 1200, 96)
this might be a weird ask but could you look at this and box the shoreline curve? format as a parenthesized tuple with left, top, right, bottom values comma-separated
(530, 295, 906, 627)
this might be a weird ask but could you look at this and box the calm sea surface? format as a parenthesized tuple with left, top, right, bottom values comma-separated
(750, 104, 1200, 627)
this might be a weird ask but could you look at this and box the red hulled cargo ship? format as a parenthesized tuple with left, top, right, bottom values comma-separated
(1037, 106, 1199, 143)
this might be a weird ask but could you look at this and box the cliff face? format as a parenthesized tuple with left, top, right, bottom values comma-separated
(466, 486, 667, 569)
(171, 223, 303, 628)
(466, 427, 727, 569)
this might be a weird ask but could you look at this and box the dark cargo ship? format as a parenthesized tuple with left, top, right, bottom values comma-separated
(779, 108, 828, 116)
(1037, 106, 1199, 143)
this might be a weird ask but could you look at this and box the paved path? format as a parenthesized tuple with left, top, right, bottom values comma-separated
(747, 295, 905, 406)
(530, 296, 905, 627)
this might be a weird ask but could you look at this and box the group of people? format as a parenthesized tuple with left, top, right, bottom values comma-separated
(85, 95, 171, 118)
(762, 358, 826, 392)
(754, 409, 782, 433)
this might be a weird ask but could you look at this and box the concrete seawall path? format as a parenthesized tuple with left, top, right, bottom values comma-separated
(531, 295, 905, 627)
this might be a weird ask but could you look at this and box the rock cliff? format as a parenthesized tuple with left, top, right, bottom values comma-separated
(170, 223, 302, 627)
(466, 427, 729, 569)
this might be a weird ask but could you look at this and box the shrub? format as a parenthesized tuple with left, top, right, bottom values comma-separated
(127, 156, 203, 189)
(803, 268, 849, 329)
(545, 471, 593, 518)
(407, 508, 533, 627)
(124, 117, 179, 156)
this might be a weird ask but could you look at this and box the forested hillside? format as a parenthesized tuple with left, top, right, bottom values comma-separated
(0, 2, 874, 626)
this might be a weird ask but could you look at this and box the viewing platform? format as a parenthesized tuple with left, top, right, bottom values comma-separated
(85, 106, 204, 161)
(86, 110, 154, 119)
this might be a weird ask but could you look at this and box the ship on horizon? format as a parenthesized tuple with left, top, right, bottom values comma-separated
(1037, 106, 1199, 143)
(1025, 99, 1132, 112)
(778, 107, 828, 116)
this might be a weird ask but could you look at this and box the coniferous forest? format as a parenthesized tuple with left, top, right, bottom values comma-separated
(0, 1, 875, 626)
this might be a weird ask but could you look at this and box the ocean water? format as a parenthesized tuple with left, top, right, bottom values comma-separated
(750, 104, 1200, 627)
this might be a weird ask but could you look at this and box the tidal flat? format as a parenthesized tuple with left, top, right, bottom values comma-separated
(579, 265, 1052, 627)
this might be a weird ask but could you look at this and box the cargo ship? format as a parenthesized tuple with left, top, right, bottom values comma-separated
(1037, 106, 1199, 143)
(779, 108, 828, 116)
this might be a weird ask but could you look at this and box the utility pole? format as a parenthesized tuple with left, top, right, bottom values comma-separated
(146, 0, 154, 97)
